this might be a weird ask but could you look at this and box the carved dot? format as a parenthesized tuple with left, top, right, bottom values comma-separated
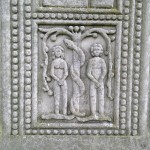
(25, 112, 31, 118)
(13, 98, 18, 104)
(133, 99, 138, 104)
(38, 13, 44, 19)
(25, 56, 31, 63)
(124, 8, 130, 14)
(136, 18, 142, 24)
(12, 130, 18, 135)
(25, 34, 31, 42)
(121, 118, 126, 124)
(132, 130, 137, 136)
(25, 27, 31, 34)
(12, 43, 18, 49)
(122, 44, 128, 51)
(121, 93, 126, 99)
(106, 15, 111, 20)
(122, 66, 127, 72)
(59, 130, 65, 135)
(136, 31, 141, 38)
(68, 14, 74, 19)
(12, 22, 18, 28)
(99, 15, 105, 20)
(53, 130, 58, 135)
(134, 86, 139, 92)
(25, 71, 31, 77)
(25, 85, 31, 92)
(25, 49, 31, 56)
(121, 86, 127, 91)
(12, 6, 18, 13)
(107, 130, 112, 135)
(74, 26, 80, 32)
(122, 52, 128, 58)
(120, 130, 126, 135)
(135, 45, 141, 51)
(67, 130, 72, 135)
(25, 78, 31, 84)
(25, 106, 31, 112)
(75, 14, 81, 20)
(12, 14, 18, 21)
(133, 92, 139, 98)
(25, 64, 31, 71)
(133, 124, 138, 130)
(26, 130, 31, 134)
(93, 14, 99, 20)
(133, 105, 139, 111)
(12, 37, 18, 43)
(57, 13, 62, 19)
(123, 22, 129, 29)
(32, 13, 37, 19)
(25, 13, 31, 19)
(25, 42, 31, 48)
(12, 58, 18, 64)
(25, 92, 31, 99)
(121, 79, 127, 85)
(87, 130, 92, 135)
(12, 29, 18, 36)
(25, 99, 31, 105)
(12, 124, 18, 130)
(12, 85, 18, 91)
(133, 118, 138, 123)
(73, 130, 78, 135)
(12, 118, 18, 123)
(123, 37, 128, 44)
(46, 130, 51, 134)
(134, 73, 140, 79)
(25, 0, 31, 5)
(122, 73, 127, 78)
(136, 10, 142, 17)
(112, 15, 117, 20)
(13, 78, 19, 84)
(13, 111, 18, 117)
(118, 15, 123, 20)
(124, 1, 130, 7)
(25, 20, 31, 26)
(80, 130, 85, 135)
(25, 124, 31, 129)
(123, 30, 128, 36)
(93, 130, 98, 135)
(134, 59, 140, 65)
(39, 130, 45, 135)
(133, 112, 138, 117)
(121, 99, 126, 105)
(114, 130, 119, 135)
(120, 112, 126, 118)
(137, 3, 142, 9)
(135, 39, 141, 45)
(25, 118, 31, 124)
(25, 6, 31, 12)
(50, 13, 56, 19)
(11, 0, 17, 5)
(12, 71, 18, 78)
(32, 130, 38, 135)
(121, 106, 126, 112)
(12, 105, 18, 111)
(124, 15, 129, 21)
(63, 14, 68, 19)
(121, 124, 126, 130)
(99, 130, 105, 135)
(122, 59, 127, 65)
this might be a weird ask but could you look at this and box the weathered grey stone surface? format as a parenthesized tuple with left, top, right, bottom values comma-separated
(1, 0, 150, 150)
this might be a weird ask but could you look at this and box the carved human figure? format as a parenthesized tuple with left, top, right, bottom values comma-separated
(50, 46, 68, 115)
(87, 43, 107, 117)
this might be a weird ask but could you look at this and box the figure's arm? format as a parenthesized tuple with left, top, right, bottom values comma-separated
(101, 59, 107, 80)
(50, 61, 60, 82)
(87, 60, 99, 84)
(62, 61, 68, 80)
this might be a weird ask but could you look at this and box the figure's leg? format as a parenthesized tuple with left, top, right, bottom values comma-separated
(54, 81, 60, 114)
(90, 82, 97, 116)
(98, 82, 105, 115)
(61, 81, 68, 115)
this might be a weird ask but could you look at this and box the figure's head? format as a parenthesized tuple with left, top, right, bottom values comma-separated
(52, 45, 64, 59)
(90, 43, 103, 57)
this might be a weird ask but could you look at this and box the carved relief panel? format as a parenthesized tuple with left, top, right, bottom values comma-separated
(8, 0, 149, 140)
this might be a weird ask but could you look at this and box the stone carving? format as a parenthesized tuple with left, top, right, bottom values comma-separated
(39, 26, 114, 122)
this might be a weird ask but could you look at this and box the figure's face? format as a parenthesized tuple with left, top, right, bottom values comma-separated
(92, 46, 103, 57)
(55, 48, 62, 58)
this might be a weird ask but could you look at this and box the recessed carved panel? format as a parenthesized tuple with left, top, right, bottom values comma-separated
(9, 0, 145, 136)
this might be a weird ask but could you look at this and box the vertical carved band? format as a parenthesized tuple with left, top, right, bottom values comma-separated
(11, 0, 19, 135)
